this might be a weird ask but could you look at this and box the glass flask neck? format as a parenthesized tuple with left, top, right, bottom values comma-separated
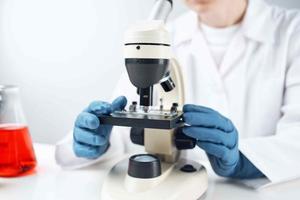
(0, 85, 27, 126)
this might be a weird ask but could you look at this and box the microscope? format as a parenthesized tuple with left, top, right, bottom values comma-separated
(100, 1, 208, 199)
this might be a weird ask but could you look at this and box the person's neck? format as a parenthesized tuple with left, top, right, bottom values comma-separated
(198, 0, 248, 28)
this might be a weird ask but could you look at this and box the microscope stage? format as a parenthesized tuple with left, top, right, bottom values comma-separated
(99, 110, 184, 129)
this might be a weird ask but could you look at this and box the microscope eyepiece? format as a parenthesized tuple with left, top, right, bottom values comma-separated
(148, 0, 173, 22)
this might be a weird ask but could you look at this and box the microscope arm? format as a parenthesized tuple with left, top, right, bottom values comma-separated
(158, 58, 185, 108)
(144, 57, 187, 163)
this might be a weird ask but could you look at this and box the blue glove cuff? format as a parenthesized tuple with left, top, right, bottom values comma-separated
(229, 152, 265, 179)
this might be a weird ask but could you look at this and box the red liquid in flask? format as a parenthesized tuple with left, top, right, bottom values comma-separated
(0, 125, 37, 177)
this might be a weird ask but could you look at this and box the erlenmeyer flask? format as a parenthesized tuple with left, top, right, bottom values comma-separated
(0, 85, 37, 177)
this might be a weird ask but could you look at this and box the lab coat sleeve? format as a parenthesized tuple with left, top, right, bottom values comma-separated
(55, 72, 139, 169)
(238, 29, 300, 189)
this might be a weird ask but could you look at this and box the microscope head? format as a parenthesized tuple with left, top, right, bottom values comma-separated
(124, 21, 171, 88)
(124, 21, 175, 108)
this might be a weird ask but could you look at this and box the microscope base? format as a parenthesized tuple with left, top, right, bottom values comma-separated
(101, 157, 208, 200)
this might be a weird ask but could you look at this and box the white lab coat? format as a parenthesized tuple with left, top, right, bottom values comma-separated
(55, 0, 300, 189)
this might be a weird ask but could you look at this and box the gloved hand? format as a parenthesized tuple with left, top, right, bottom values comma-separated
(183, 104, 264, 179)
(73, 96, 127, 159)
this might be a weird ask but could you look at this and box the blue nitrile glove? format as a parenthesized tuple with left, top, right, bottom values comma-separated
(182, 104, 265, 179)
(73, 96, 127, 159)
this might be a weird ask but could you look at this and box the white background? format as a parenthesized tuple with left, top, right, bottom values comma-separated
(0, 0, 299, 144)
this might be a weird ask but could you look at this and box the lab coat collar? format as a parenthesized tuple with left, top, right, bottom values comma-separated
(241, 0, 276, 44)
(172, 0, 276, 46)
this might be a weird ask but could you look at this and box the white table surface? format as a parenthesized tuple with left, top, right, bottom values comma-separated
(0, 143, 300, 200)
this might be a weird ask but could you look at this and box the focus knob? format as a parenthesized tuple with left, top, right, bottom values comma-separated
(130, 128, 144, 146)
(175, 127, 196, 150)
